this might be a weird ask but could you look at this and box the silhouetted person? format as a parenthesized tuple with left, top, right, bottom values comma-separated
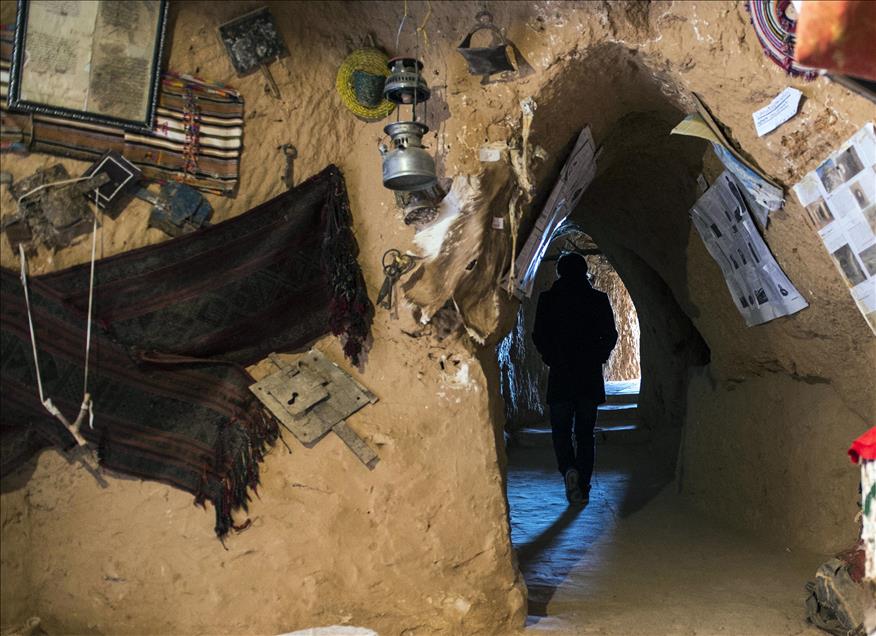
(532, 253, 618, 506)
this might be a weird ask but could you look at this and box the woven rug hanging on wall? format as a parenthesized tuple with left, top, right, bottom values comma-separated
(0, 165, 373, 537)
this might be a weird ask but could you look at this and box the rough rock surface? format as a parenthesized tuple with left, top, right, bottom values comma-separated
(1, 1, 874, 634)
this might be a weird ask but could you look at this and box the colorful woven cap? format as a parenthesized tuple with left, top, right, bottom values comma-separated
(746, 0, 818, 79)
(336, 48, 396, 121)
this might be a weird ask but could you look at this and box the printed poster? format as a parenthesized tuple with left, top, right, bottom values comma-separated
(691, 170, 808, 326)
(792, 123, 876, 334)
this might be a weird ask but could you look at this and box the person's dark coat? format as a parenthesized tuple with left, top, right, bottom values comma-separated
(532, 274, 618, 404)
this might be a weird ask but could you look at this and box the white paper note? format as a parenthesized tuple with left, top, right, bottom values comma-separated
(508, 126, 598, 298)
(672, 103, 785, 212)
(753, 87, 803, 137)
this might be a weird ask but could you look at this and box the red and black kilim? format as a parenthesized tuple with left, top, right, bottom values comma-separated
(0, 166, 373, 536)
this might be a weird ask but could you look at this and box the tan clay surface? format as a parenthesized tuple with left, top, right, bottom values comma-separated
(1, 1, 874, 634)
(510, 433, 824, 636)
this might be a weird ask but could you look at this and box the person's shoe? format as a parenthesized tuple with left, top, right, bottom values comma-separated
(564, 469, 584, 505)
(580, 483, 591, 507)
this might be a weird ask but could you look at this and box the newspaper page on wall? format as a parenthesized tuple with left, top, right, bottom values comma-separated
(792, 123, 876, 334)
(691, 170, 808, 326)
(671, 94, 785, 224)
(509, 126, 597, 299)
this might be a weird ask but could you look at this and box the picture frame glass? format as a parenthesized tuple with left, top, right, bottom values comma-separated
(11, 0, 166, 130)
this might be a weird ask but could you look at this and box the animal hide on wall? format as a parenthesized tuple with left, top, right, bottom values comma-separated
(403, 164, 515, 343)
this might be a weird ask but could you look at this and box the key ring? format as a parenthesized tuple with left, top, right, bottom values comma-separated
(383, 248, 402, 277)
(382, 249, 416, 276)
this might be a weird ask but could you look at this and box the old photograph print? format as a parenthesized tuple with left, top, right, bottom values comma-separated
(851, 181, 870, 210)
(864, 205, 876, 234)
(831, 243, 868, 287)
(835, 145, 866, 183)
(859, 243, 876, 278)
(816, 158, 844, 193)
(805, 197, 834, 230)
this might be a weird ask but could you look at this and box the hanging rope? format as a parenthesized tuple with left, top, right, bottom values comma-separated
(17, 189, 101, 445)
(395, 0, 410, 51)
(417, 0, 432, 49)
(396, 0, 432, 51)
(82, 194, 98, 430)
(16, 175, 93, 205)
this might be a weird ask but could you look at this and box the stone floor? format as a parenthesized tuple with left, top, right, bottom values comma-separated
(507, 423, 824, 635)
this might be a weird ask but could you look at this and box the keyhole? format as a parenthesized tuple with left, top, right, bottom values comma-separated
(287, 392, 299, 405)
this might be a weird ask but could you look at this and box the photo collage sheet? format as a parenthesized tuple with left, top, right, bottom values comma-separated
(793, 123, 876, 334)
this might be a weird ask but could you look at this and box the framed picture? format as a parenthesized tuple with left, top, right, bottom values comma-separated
(7, 0, 168, 132)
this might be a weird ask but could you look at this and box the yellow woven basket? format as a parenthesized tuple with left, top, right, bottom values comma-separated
(336, 48, 396, 121)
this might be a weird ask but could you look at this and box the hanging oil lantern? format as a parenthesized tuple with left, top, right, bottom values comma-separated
(383, 57, 430, 104)
(379, 56, 437, 191)
(381, 121, 435, 191)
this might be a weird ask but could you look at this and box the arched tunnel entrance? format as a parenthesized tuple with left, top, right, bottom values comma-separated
(505, 42, 718, 480)
(485, 41, 869, 632)
(499, 226, 643, 436)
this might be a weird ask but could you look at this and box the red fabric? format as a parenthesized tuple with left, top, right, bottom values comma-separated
(835, 542, 866, 584)
(795, 0, 876, 81)
(848, 426, 876, 464)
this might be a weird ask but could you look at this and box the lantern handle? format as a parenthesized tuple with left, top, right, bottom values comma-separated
(394, 0, 431, 54)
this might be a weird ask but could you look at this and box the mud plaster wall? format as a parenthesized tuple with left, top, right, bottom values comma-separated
(498, 234, 641, 430)
(0, 2, 531, 634)
(387, 0, 875, 554)
(520, 4, 873, 554)
(590, 255, 641, 382)
(0, 1, 874, 634)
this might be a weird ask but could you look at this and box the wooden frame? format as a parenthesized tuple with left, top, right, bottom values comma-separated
(7, 0, 168, 133)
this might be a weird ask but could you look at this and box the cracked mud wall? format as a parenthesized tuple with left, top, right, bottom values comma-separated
(1, 1, 874, 634)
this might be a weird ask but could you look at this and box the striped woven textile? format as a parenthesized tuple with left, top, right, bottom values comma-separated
(1, 266, 278, 537)
(1, 165, 372, 537)
(1, 27, 244, 196)
(746, 0, 818, 79)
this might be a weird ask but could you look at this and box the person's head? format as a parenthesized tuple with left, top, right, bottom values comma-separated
(556, 252, 589, 281)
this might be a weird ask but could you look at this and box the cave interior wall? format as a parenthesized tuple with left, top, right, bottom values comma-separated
(0, 1, 874, 634)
